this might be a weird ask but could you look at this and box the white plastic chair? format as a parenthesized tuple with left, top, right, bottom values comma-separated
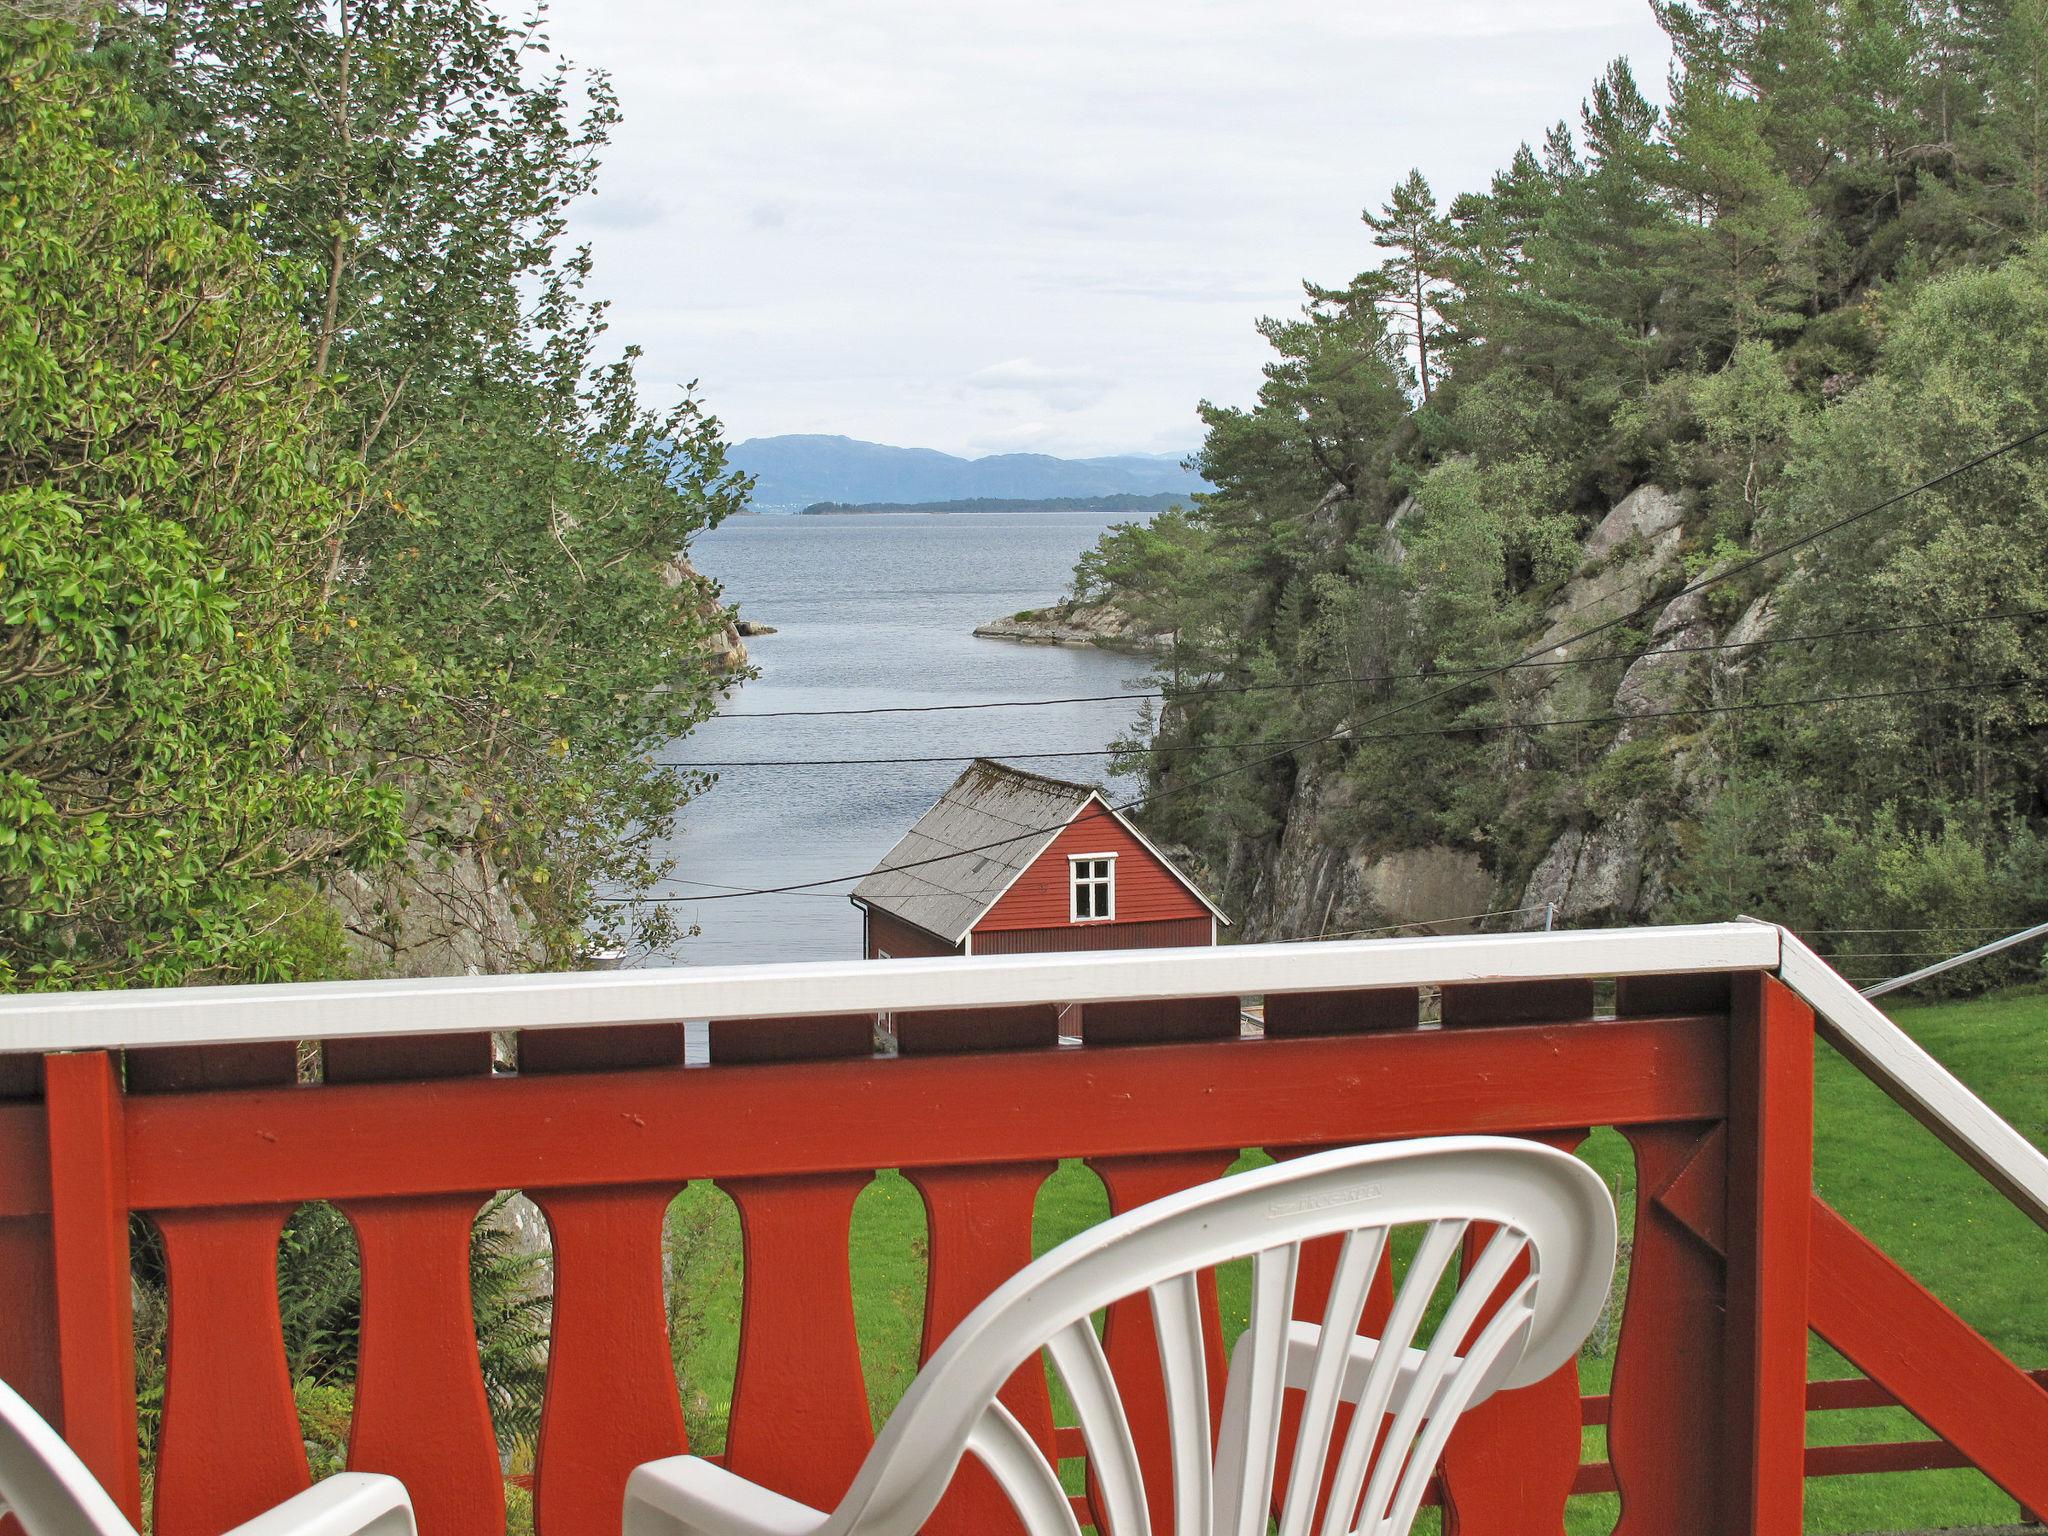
(625, 1134, 1617, 1536)
(0, 1379, 414, 1536)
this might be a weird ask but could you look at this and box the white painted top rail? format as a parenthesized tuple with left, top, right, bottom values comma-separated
(1780, 932, 2048, 1232)
(1, 918, 2041, 1232)
(0, 923, 1778, 1053)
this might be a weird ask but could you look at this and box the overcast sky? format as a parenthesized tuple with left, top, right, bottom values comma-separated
(546, 2, 1672, 460)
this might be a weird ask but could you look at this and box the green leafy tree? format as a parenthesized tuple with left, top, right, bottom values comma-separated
(1756, 244, 2048, 821)
(1692, 339, 1804, 520)
(116, 0, 752, 965)
(0, 21, 399, 987)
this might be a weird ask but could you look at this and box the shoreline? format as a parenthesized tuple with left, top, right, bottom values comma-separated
(973, 601, 1168, 654)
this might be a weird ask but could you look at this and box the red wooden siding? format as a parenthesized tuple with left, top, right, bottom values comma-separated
(971, 917, 1213, 954)
(865, 906, 961, 960)
(976, 801, 1209, 934)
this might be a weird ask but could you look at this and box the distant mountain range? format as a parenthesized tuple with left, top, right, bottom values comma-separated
(727, 434, 1206, 511)
(800, 493, 1183, 517)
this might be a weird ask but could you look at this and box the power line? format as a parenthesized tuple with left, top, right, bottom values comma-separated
(604, 423, 2048, 905)
(655, 678, 2025, 769)
(1814, 952, 1978, 961)
(1312, 904, 1545, 941)
(1800, 926, 2017, 935)
(697, 605, 2048, 721)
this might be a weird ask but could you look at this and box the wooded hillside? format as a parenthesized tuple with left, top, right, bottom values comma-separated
(1088, 1, 2048, 986)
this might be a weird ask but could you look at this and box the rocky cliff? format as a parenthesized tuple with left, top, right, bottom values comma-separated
(666, 553, 748, 673)
(1222, 485, 1775, 942)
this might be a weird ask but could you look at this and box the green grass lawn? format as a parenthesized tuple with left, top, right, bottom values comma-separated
(663, 986, 2048, 1534)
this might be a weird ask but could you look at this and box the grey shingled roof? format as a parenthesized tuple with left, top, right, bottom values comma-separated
(850, 760, 1095, 945)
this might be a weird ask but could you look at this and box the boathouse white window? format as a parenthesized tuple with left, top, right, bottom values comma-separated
(1070, 853, 1116, 921)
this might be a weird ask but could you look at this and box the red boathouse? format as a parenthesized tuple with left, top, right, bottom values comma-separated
(851, 759, 1228, 957)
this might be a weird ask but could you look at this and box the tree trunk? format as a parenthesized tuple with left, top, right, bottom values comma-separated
(314, 2, 355, 377)
(1413, 270, 1431, 403)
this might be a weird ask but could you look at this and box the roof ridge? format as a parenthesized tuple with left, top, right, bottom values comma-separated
(958, 756, 1102, 797)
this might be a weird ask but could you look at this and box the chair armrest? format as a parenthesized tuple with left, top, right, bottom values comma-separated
(219, 1473, 415, 1536)
(625, 1456, 829, 1536)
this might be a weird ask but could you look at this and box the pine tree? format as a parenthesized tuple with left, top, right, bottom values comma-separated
(1359, 170, 1458, 402)
(1660, 72, 1817, 342)
(1972, 0, 2048, 235)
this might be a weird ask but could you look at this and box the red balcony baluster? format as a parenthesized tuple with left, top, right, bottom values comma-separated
(528, 1183, 686, 1533)
(715, 1012, 878, 1512)
(126, 1040, 301, 1536)
(150, 1205, 307, 1536)
(344, 1194, 504, 1536)
(1432, 981, 1603, 1535)
(1439, 1130, 1590, 1536)
(323, 1029, 505, 1536)
(523, 1024, 690, 1536)
(905, 1160, 1058, 1535)
(721, 1172, 875, 1509)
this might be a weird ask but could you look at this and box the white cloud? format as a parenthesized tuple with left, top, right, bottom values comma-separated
(575, 190, 666, 230)
(545, 1, 1672, 457)
(962, 358, 1112, 413)
(969, 419, 1058, 452)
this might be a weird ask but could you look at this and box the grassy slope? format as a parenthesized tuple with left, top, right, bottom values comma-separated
(663, 987, 2048, 1534)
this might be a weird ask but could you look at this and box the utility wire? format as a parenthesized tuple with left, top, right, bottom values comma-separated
(603, 422, 2048, 905)
(1800, 926, 2016, 935)
(656, 678, 2024, 769)
(701, 605, 2048, 721)
(1312, 904, 1546, 940)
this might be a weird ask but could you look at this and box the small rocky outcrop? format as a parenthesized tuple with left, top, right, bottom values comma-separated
(975, 598, 1168, 652)
(1611, 586, 1715, 737)
(1516, 801, 1665, 927)
(1581, 483, 1687, 562)
(664, 554, 748, 672)
(1716, 591, 1775, 684)
(1528, 486, 1689, 669)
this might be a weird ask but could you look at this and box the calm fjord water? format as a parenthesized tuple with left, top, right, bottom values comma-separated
(643, 511, 1150, 966)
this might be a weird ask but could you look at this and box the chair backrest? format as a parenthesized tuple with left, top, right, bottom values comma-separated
(0, 1379, 138, 1536)
(818, 1135, 1616, 1536)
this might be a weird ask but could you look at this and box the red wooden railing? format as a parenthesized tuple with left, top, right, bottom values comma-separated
(0, 931, 2044, 1536)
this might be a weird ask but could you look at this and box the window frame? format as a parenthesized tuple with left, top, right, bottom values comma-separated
(1068, 852, 1117, 923)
